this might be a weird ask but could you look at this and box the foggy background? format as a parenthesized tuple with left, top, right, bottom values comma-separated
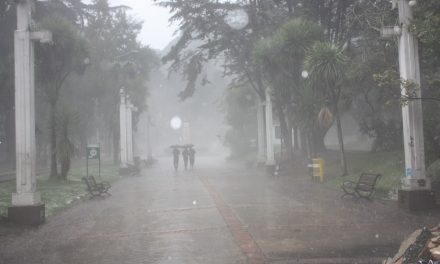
(134, 45, 231, 159)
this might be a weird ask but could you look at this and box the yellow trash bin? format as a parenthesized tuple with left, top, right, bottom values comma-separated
(312, 158, 325, 183)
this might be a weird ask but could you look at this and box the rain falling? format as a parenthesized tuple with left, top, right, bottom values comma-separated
(1, 1, 440, 264)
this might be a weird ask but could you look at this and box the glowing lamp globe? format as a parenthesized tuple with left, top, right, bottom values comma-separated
(170, 116, 182, 130)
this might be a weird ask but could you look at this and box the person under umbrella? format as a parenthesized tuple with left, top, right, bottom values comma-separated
(189, 146, 196, 169)
(182, 146, 189, 170)
(172, 146, 180, 171)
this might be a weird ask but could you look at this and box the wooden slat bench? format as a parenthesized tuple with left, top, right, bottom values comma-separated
(341, 173, 381, 201)
(82, 176, 111, 198)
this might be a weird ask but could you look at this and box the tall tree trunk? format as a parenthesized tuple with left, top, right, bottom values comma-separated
(49, 102, 58, 179)
(59, 127, 70, 180)
(307, 132, 315, 159)
(113, 129, 119, 165)
(332, 98, 348, 176)
(287, 0, 294, 17)
(276, 105, 293, 161)
(60, 157, 70, 180)
(286, 123, 294, 161)
(313, 126, 328, 152)
(6, 107, 15, 167)
(41, 143, 48, 167)
(300, 129, 307, 155)
(293, 126, 299, 151)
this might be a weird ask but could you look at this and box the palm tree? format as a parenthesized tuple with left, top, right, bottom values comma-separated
(252, 19, 323, 162)
(305, 42, 348, 176)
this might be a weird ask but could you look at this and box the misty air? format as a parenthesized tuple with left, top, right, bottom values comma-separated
(1, 1, 440, 264)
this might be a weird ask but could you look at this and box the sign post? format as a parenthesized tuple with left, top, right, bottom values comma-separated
(86, 144, 101, 178)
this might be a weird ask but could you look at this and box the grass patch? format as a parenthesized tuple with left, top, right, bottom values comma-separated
(320, 150, 404, 198)
(0, 181, 14, 217)
(0, 162, 120, 218)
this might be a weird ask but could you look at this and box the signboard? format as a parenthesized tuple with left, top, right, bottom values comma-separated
(87, 144, 100, 160)
(86, 144, 101, 177)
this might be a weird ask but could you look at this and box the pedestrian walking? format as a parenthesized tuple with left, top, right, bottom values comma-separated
(189, 147, 196, 169)
(182, 147, 189, 170)
(172, 147, 180, 171)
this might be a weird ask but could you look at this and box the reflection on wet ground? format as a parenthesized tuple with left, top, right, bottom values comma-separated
(0, 156, 439, 264)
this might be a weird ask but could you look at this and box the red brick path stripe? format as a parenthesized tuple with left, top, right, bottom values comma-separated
(200, 176, 267, 264)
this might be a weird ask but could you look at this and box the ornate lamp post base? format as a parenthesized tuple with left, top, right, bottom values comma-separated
(398, 190, 436, 211)
(8, 204, 45, 226)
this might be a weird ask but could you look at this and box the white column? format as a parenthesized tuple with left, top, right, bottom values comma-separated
(126, 99, 134, 166)
(257, 97, 266, 164)
(265, 89, 275, 166)
(12, 0, 40, 206)
(146, 112, 152, 159)
(398, 0, 428, 190)
(182, 122, 191, 145)
(119, 88, 128, 168)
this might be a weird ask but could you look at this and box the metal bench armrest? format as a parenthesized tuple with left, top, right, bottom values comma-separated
(341, 181, 357, 195)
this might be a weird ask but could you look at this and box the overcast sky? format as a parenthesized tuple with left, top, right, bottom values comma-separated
(108, 0, 179, 51)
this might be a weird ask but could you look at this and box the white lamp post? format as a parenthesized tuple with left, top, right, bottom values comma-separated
(397, 0, 427, 189)
(8, 0, 52, 225)
(265, 88, 275, 168)
(119, 89, 136, 173)
(146, 112, 153, 160)
(126, 96, 136, 166)
(382, 0, 433, 210)
(396, 0, 434, 209)
(257, 97, 266, 165)
(119, 88, 128, 170)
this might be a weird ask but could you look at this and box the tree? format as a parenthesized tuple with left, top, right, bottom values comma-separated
(35, 15, 88, 179)
(56, 108, 79, 179)
(0, 2, 16, 166)
(412, 0, 440, 165)
(78, 0, 158, 163)
(223, 84, 258, 159)
(155, 0, 289, 100)
(412, 0, 440, 66)
(0, 0, 158, 177)
(252, 19, 324, 160)
(305, 41, 348, 175)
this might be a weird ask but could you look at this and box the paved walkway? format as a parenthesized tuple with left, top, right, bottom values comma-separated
(1, 157, 439, 264)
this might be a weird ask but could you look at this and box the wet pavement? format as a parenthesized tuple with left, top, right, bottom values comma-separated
(1, 156, 440, 264)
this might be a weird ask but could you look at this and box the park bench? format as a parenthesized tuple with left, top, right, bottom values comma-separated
(341, 173, 381, 201)
(81, 176, 111, 198)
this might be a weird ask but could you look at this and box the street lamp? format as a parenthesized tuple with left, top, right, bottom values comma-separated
(113, 51, 141, 174)
(170, 116, 182, 130)
(119, 88, 128, 171)
(301, 70, 309, 79)
(8, 0, 52, 225)
(265, 88, 275, 168)
(382, 0, 433, 210)
(83, 57, 90, 66)
(224, 9, 249, 30)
